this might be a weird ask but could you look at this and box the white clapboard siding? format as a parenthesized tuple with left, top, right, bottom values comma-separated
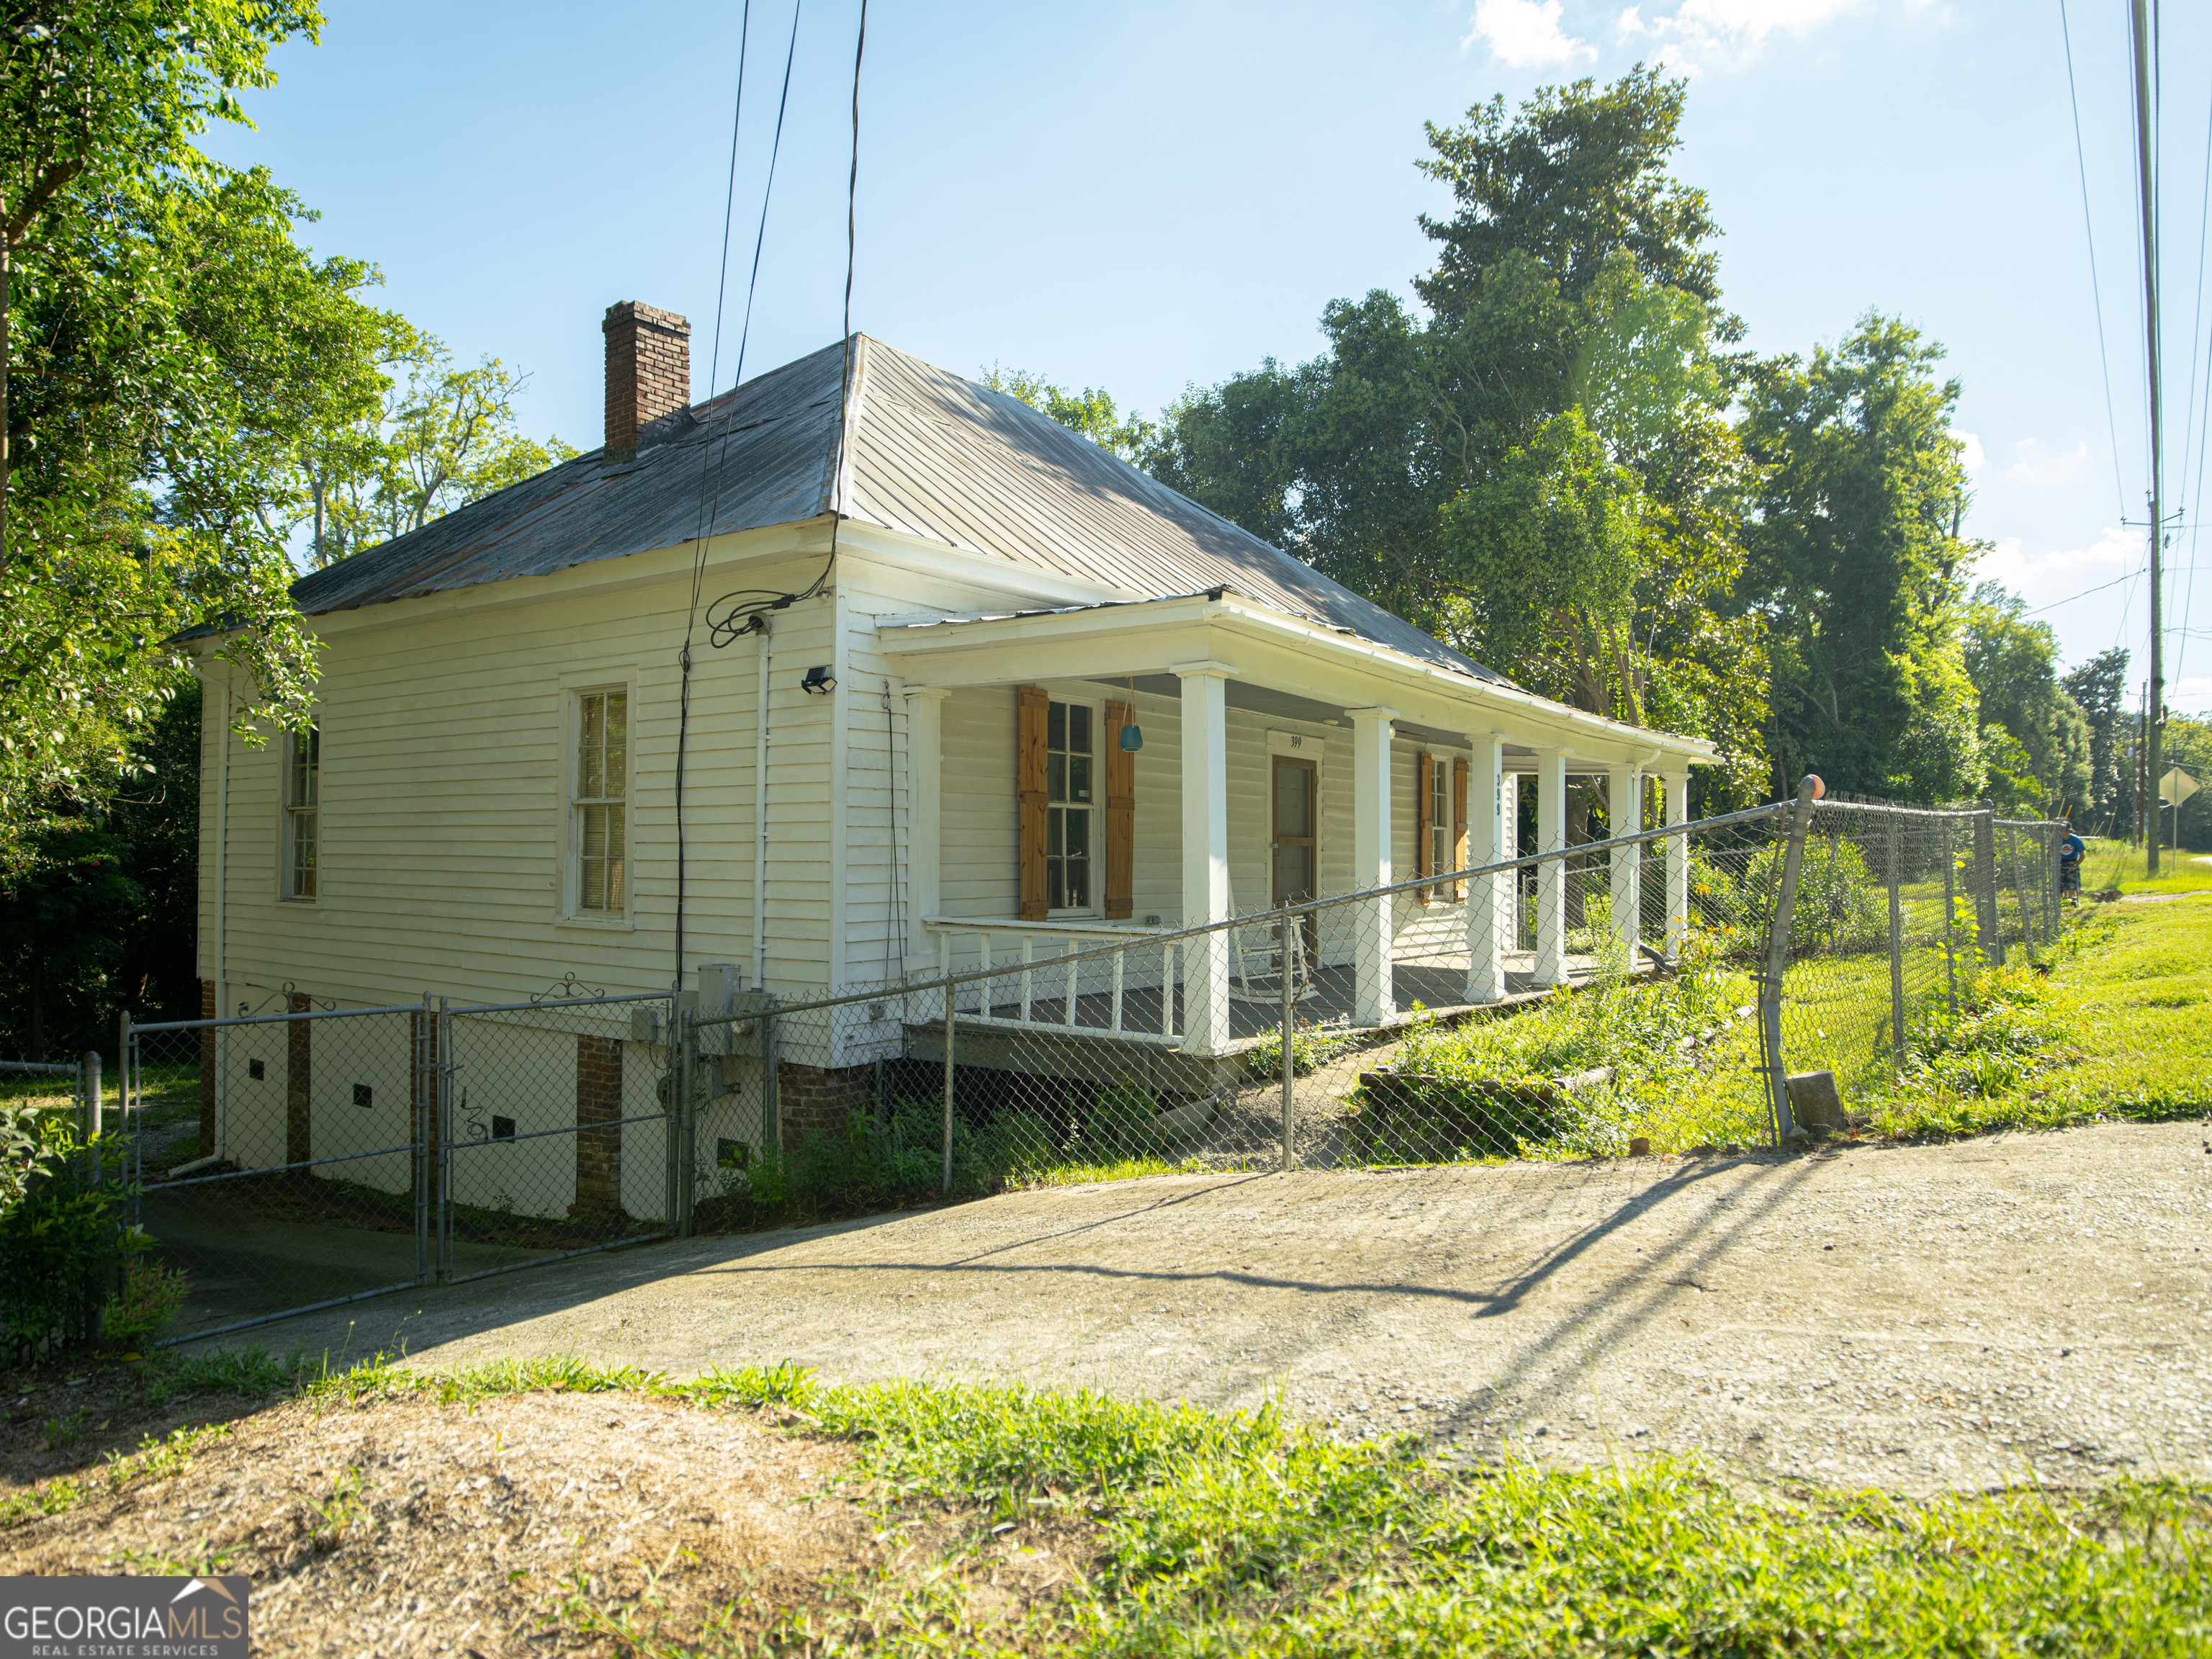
(197, 554, 837, 1014)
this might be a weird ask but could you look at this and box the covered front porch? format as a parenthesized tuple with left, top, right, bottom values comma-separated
(885, 588, 1716, 1062)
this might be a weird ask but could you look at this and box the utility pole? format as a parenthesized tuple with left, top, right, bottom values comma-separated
(2131, 0, 2164, 873)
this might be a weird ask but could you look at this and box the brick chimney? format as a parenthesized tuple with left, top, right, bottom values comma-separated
(602, 301, 692, 457)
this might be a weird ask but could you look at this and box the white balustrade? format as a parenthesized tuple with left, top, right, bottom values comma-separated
(918, 917, 1177, 1040)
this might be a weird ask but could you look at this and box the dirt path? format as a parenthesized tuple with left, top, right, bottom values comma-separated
(212, 1120, 2212, 1496)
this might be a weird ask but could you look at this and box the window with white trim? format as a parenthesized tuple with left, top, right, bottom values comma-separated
(1429, 752, 1452, 891)
(1046, 698, 1094, 912)
(574, 690, 627, 914)
(284, 726, 319, 899)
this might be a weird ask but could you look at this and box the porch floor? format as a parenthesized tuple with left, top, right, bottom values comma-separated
(963, 950, 1635, 1049)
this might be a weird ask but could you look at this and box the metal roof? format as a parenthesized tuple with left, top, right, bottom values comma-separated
(289, 335, 1506, 685)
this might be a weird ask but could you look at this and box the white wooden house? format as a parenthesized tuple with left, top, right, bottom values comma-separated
(194, 302, 1714, 1151)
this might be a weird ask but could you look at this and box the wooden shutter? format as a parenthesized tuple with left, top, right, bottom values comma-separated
(1104, 700, 1136, 920)
(1415, 750, 1434, 904)
(1452, 757, 1470, 902)
(1017, 686, 1048, 921)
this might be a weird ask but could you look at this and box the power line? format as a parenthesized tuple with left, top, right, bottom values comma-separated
(2026, 562, 2152, 613)
(701, 0, 850, 652)
(674, 0, 758, 985)
(2173, 72, 2212, 724)
(2059, 0, 2131, 518)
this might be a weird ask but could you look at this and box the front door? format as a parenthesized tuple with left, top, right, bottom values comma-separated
(1272, 755, 1318, 960)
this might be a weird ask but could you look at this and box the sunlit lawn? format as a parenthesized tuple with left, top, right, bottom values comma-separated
(2078, 839, 2212, 897)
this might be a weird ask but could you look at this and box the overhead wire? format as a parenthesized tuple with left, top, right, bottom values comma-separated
(2026, 563, 2152, 614)
(2059, 0, 2132, 518)
(2174, 66, 2212, 719)
(673, 0, 758, 986)
(703, 0, 866, 650)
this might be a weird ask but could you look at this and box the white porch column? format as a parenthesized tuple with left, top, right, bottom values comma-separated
(1349, 706, 1398, 1024)
(1465, 732, 1509, 1004)
(1664, 770, 1692, 958)
(1534, 748, 1568, 987)
(1176, 664, 1233, 1054)
(1608, 761, 1642, 959)
(902, 687, 950, 995)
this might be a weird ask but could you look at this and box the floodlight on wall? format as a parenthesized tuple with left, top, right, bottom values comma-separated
(800, 665, 836, 695)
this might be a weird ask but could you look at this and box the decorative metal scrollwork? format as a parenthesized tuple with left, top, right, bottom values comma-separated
(531, 971, 607, 1003)
(240, 981, 339, 1017)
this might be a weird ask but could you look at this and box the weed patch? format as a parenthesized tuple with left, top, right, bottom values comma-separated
(1374, 930, 1768, 1156)
(261, 1356, 2212, 1654)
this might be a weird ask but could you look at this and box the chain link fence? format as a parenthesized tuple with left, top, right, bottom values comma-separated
(66, 789, 2067, 1343)
(114, 984, 674, 1341)
(681, 799, 1807, 1220)
(1761, 792, 2066, 1138)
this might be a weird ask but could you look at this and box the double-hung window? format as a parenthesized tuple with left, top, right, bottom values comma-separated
(575, 690, 627, 914)
(1046, 699, 1094, 912)
(1429, 754, 1452, 889)
(284, 726, 319, 899)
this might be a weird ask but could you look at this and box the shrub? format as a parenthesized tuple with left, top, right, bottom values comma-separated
(99, 1259, 190, 1352)
(1372, 929, 1764, 1156)
(1687, 842, 1889, 958)
(1238, 1021, 1359, 1082)
(0, 1113, 145, 1365)
(700, 1093, 1115, 1230)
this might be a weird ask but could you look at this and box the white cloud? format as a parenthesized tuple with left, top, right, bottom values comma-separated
(2001, 436, 2091, 489)
(1465, 0, 1596, 68)
(1973, 524, 2136, 606)
(1617, 0, 1866, 64)
(1951, 428, 1984, 472)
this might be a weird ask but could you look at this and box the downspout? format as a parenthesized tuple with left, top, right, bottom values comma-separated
(750, 617, 773, 990)
(213, 661, 233, 1162)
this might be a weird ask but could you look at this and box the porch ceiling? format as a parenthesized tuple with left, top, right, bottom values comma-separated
(881, 589, 1718, 770)
(1084, 673, 1535, 757)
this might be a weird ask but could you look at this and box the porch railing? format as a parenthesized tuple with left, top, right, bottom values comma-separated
(921, 917, 1180, 1040)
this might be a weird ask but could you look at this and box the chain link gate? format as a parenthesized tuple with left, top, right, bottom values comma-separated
(117, 986, 678, 1342)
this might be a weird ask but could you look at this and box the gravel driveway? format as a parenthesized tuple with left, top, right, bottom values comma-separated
(222, 1120, 2212, 1496)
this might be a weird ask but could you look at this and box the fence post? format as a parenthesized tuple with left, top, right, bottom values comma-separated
(116, 1010, 131, 1184)
(1280, 901, 1296, 1174)
(942, 989, 956, 1194)
(1760, 775, 1821, 1143)
(673, 1009, 696, 1238)
(2045, 824, 2059, 941)
(762, 999, 781, 1157)
(1941, 824, 1959, 1016)
(119, 1011, 139, 1212)
(414, 996, 430, 1288)
(80, 1049, 102, 1146)
(2010, 824, 2035, 961)
(1973, 803, 2000, 966)
(1885, 818, 1905, 1074)
(435, 996, 454, 1287)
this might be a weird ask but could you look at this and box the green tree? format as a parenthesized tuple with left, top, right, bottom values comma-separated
(1735, 313, 1984, 803)
(979, 362, 1154, 464)
(1959, 582, 2091, 816)
(1413, 66, 1727, 318)
(2061, 646, 2130, 828)
(307, 341, 577, 567)
(2, 0, 405, 843)
(1142, 72, 1766, 797)
(0, 817, 138, 1057)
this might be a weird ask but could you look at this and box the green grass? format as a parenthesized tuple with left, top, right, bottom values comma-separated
(2077, 840, 2212, 898)
(39, 1348, 2200, 1656)
(1853, 896, 2212, 1138)
(1382, 932, 1772, 1156)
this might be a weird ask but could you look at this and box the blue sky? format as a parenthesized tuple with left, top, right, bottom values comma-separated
(205, 0, 2208, 706)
